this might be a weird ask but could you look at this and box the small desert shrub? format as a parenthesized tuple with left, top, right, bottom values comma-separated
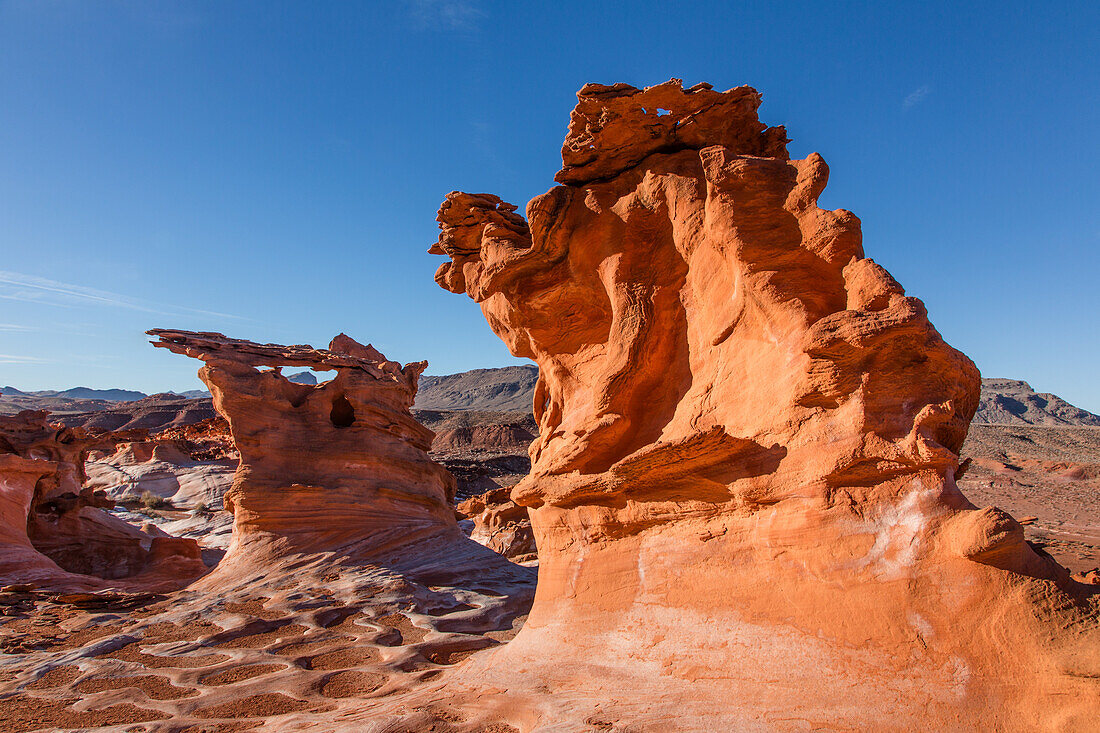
(192, 502, 212, 516)
(140, 491, 171, 510)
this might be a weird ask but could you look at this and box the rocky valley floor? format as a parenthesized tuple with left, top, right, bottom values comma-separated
(958, 423, 1100, 573)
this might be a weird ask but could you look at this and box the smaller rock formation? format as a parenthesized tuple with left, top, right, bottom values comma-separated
(148, 330, 462, 570)
(154, 416, 236, 460)
(85, 435, 236, 510)
(457, 486, 536, 562)
(0, 411, 206, 591)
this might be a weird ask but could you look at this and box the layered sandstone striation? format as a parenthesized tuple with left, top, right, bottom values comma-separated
(85, 437, 236, 510)
(0, 411, 206, 591)
(426, 79, 1100, 731)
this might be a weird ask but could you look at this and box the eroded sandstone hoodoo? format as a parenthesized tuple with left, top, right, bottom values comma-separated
(427, 80, 1099, 730)
(147, 330, 461, 571)
(0, 411, 206, 591)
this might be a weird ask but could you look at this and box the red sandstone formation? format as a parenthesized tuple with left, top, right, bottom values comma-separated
(425, 79, 1100, 730)
(154, 416, 236, 461)
(456, 487, 536, 562)
(148, 330, 457, 570)
(0, 411, 206, 591)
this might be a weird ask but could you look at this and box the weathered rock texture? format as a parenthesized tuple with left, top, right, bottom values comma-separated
(85, 439, 236, 510)
(427, 79, 1100, 731)
(0, 411, 205, 591)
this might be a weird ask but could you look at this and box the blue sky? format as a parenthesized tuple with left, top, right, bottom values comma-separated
(1, 1, 1098, 411)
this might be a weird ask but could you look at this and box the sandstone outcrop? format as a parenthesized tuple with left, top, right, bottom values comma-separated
(457, 486, 536, 562)
(0, 411, 206, 591)
(154, 415, 235, 460)
(425, 79, 1100, 731)
(148, 330, 459, 567)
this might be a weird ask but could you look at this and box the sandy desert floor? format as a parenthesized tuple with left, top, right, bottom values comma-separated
(959, 424, 1100, 573)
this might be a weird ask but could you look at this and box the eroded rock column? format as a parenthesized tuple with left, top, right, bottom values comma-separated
(148, 330, 460, 570)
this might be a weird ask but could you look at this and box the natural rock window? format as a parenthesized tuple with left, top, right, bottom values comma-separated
(329, 394, 355, 428)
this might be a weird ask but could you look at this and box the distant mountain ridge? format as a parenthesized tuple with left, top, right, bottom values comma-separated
(414, 365, 538, 412)
(1, 371, 318, 403)
(287, 370, 317, 385)
(1, 386, 146, 401)
(975, 378, 1100, 427)
(8, 369, 1099, 430)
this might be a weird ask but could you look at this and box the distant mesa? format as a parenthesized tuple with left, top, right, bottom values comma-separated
(976, 377, 1100, 426)
(415, 364, 538, 411)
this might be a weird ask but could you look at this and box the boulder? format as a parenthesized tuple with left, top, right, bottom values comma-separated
(457, 486, 536, 562)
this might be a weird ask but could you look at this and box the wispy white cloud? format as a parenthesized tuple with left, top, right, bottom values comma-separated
(903, 85, 932, 109)
(0, 270, 247, 321)
(0, 323, 36, 332)
(0, 354, 50, 364)
(406, 0, 484, 30)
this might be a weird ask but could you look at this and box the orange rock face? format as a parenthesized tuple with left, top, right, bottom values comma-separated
(429, 80, 1099, 730)
(0, 411, 206, 591)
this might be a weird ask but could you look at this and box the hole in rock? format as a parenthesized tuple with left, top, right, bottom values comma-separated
(656, 108, 672, 116)
(330, 394, 356, 428)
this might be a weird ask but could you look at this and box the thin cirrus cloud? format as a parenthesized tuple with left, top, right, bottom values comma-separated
(903, 85, 933, 109)
(0, 270, 246, 321)
(0, 353, 49, 364)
